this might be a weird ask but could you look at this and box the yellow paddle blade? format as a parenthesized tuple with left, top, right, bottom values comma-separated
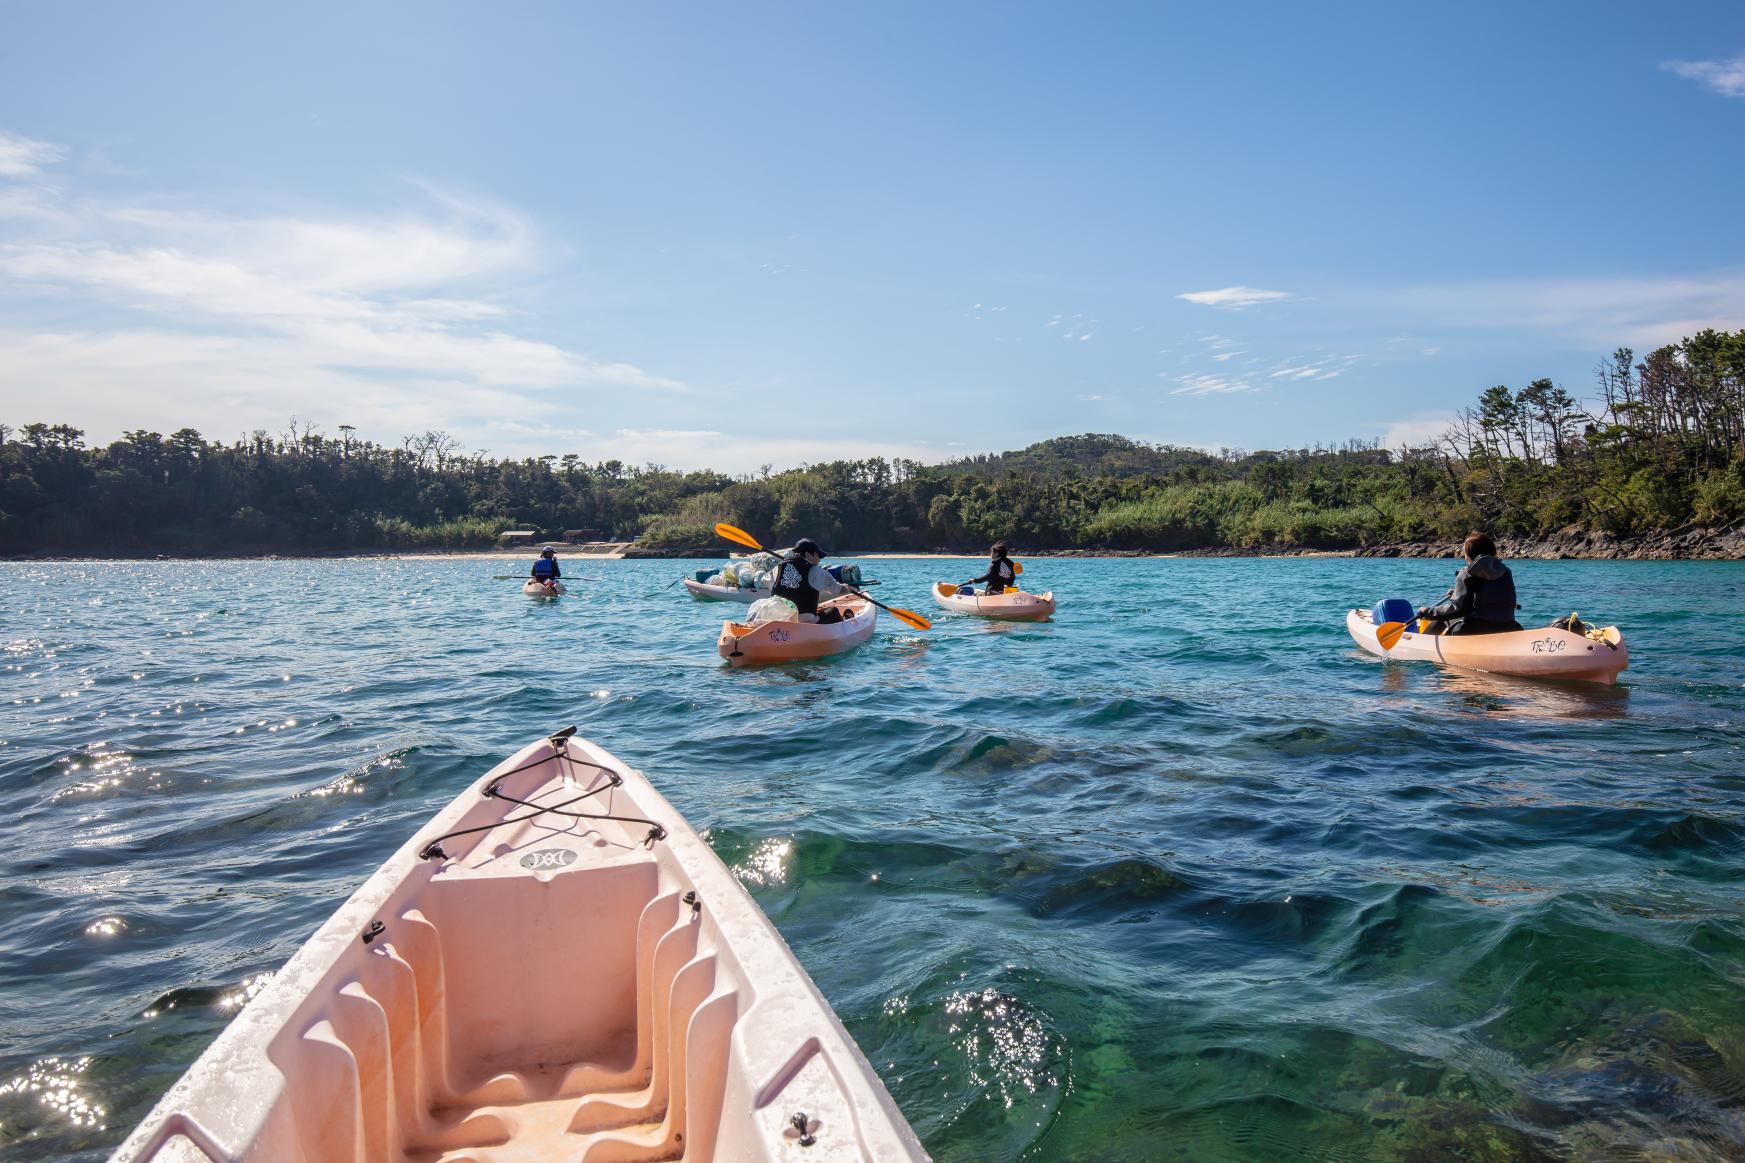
(1375, 620, 1411, 650)
(714, 523, 764, 552)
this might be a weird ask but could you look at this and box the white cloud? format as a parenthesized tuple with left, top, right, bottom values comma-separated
(1166, 372, 1260, 396)
(1376, 412, 1458, 449)
(0, 131, 65, 177)
(0, 132, 685, 448)
(1210, 350, 1245, 361)
(1395, 273, 1745, 348)
(1177, 286, 1294, 309)
(1662, 54, 1745, 98)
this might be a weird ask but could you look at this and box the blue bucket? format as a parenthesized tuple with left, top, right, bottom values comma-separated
(1372, 597, 1415, 625)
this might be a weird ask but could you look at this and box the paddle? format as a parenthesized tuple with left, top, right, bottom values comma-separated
(713, 523, 931, 630)
(1374, 615, 1422, 651)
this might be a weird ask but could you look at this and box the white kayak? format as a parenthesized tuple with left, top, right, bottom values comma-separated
(717, 596, 877, 665)
(1347, 608, 1628, 684)
(524, 579, 566, 599)
(110, 728, 928, 1162)
(683, 577, 769, 603)
(932, 583, 1055, 622)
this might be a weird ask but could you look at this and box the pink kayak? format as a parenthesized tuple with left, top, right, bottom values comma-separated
(932, 582, 1055, 621)
(110, 728, 928, 1162)
(523, 579, 566, 599)
(1347, 608, 1628, 684)
(717, 596, 877, 665)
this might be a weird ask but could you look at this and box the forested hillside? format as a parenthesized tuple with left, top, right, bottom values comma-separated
(3, 330, 1741, 555)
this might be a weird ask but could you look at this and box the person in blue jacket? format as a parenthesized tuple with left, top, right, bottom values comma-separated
(529, 547, 562, 590)
(1418, 531, 1522, 635)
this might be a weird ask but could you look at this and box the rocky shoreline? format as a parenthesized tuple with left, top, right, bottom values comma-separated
(1349, 522, 1745, 561)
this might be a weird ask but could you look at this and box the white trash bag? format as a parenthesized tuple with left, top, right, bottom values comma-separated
(745, 596, 799, 624)
(705, 573, 727, 586)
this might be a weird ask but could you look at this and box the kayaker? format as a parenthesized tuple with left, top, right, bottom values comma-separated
(1417, 531, 1522, 635)
(770, 537, 850, 624)
(529, 547, 562, 590)
(963, 541, 1018, 595)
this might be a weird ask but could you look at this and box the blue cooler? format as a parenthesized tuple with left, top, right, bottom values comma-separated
(1372, 597, 1415, 625)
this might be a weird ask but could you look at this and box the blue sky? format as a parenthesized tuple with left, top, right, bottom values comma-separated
(1, 2, 1742, 471)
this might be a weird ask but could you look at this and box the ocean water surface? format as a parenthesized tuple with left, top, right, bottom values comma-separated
(2, 556, 1743, 1161)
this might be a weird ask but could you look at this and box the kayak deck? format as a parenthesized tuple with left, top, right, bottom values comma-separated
(931, 583, 1054, 621)
(717, 597, 877, 666)
(112, 730, 925, 1162)
(1347, 608, 1628, 684)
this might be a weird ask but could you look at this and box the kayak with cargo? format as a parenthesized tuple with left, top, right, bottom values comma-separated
(1348, 605, 1628, 684)
(932, 582, 1055, 621)
(524, 578, 566, 599)
(109, 727, 928, 1162)
(718, 595, 878, 665)
(683, 562, 872, 603)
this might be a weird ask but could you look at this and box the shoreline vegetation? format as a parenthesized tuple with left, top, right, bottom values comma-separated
(4, 330, 1743, 562)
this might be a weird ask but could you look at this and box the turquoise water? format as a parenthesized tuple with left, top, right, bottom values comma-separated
(2, 557, 1744, 1161)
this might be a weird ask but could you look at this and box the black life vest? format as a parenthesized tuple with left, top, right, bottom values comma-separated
(1467, 561, 1517, 624)
(989, 557, 1016, 591)
(771, 555, 819, 615)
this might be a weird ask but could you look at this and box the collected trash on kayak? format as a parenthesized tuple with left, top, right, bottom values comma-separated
(523, 578, 566, 599)
(683, 561, 872, 603)
(108, 728, 928, 1162)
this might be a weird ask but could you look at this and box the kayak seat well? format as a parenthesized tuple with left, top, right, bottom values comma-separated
(256, 777, 741, 1160)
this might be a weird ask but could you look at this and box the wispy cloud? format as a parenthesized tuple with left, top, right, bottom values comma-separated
(1394, 273, 1745, 348)
(1662, 54, 1745, 98)
(1166, 372, 1260, 396)
(0, 129, 685, 448)
(0, 131, 65, 177)
(1177, 285, 1294, 309)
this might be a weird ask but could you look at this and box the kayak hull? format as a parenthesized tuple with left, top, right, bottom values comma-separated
(109, 729, 927, 1162)
(523, 579, 566, 598)
(932, 582, 1055, 621)
(1347, 608, 1628, 684)
(683, 577, 770, 603)
(717, 597, 877, 665)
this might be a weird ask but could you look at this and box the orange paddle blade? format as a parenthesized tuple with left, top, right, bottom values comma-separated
(937, 583, 959, 596)
(1375, 620, 1411, 650)
(714, 523, 763, 552)
(887, 605, 931, 631)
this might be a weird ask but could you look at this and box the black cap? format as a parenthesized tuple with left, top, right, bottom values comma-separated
(792, 537, 826, 558)
(540, 548, 555, 556)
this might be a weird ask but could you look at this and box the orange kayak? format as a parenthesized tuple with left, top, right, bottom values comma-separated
(109, 729, 928, 1162)
(1347, 608, 1628, 683)
(717, 596, 877, 665)
(932, 582, 1055, 621)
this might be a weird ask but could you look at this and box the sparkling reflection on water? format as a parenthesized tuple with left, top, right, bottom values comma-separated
(1, 556, 1743, 1160)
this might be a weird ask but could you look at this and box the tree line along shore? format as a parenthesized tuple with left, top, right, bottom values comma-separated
(3, 329, 1742, 561)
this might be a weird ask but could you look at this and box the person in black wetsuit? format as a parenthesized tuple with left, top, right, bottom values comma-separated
(529, 547, 561, 590)
(964, 541, 1018, 595)
(769, 537, 851, 624)
(1418, 531, 1522, 635)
